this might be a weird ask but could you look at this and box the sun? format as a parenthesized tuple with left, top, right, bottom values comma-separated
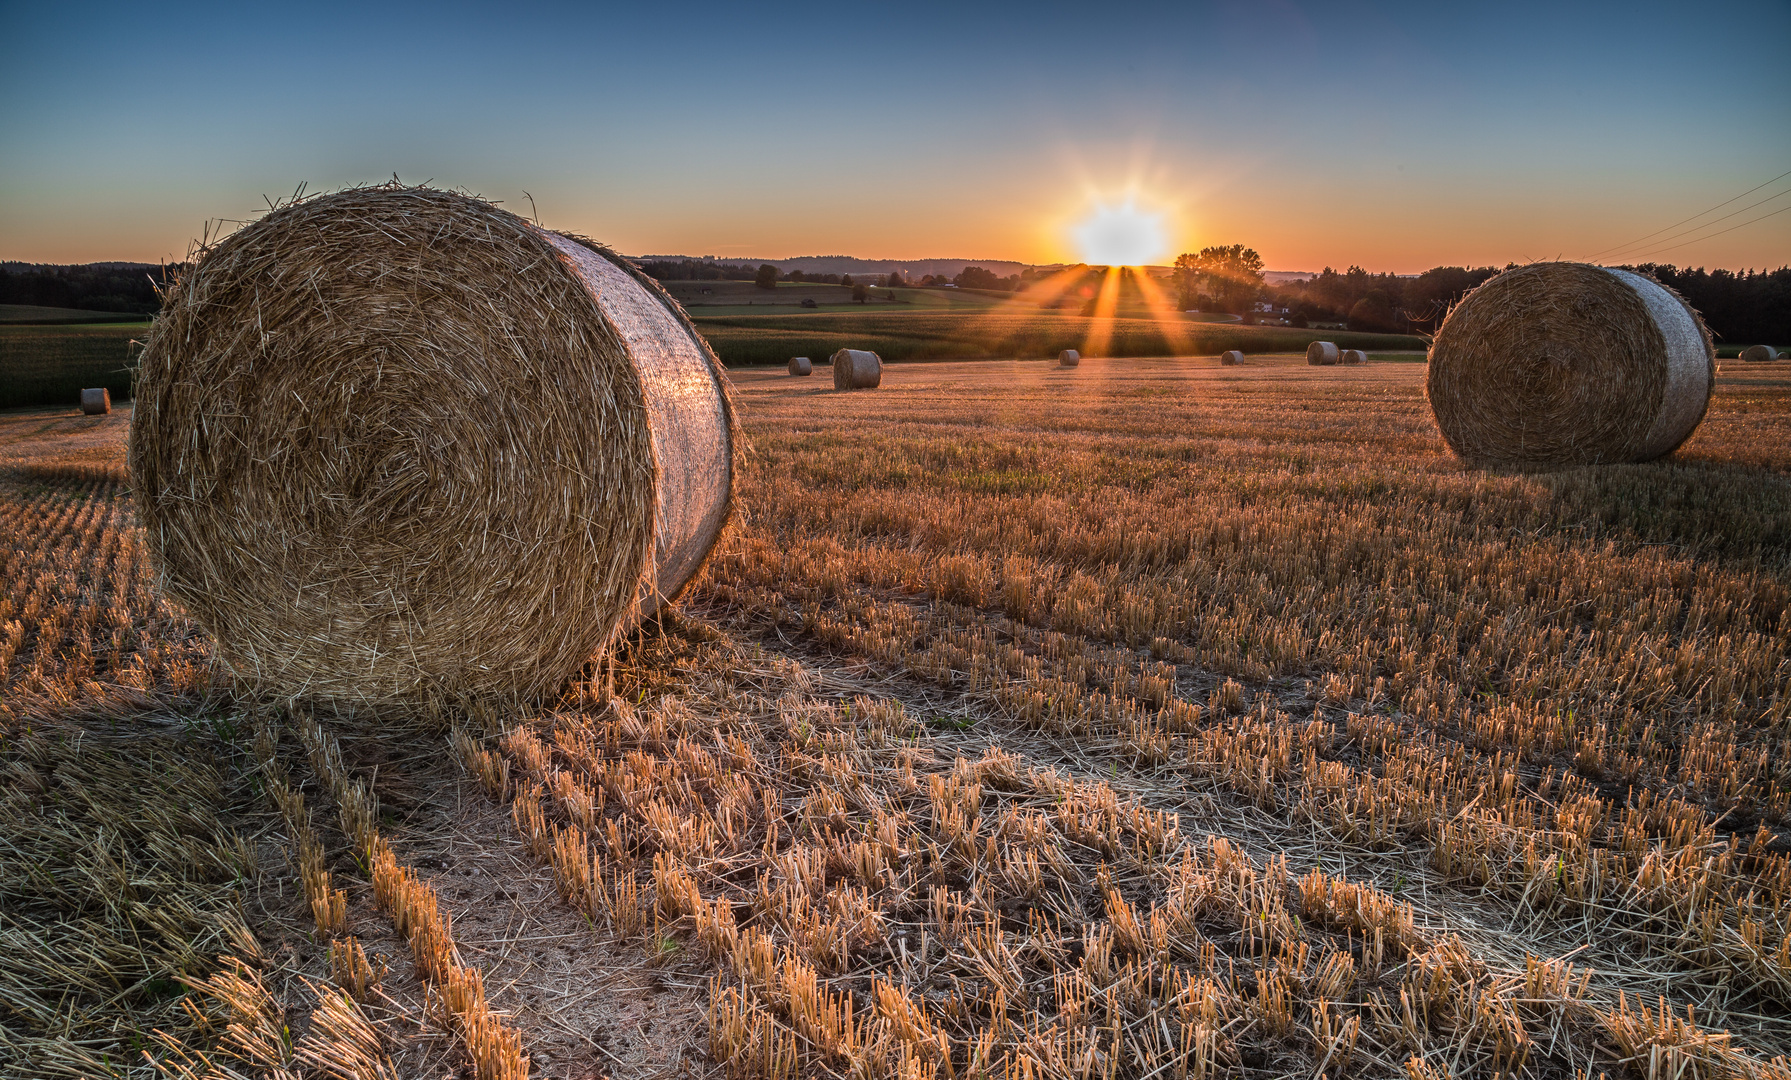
(1072, 199, 1168, 266)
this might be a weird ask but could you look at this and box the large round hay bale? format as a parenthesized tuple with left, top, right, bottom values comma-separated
(789, 356, 813, 376)
(129, 185, 737, 707)
(1307, 341, 1339, 366)
(80, 388, 111, 415)
(832, 349, 882, 389)
(1426, 262, 1713, 465)
(1059, 349, 1080, 368)
(1740, 345, 1779, 363)
(1341, 349, 1367, 365)
(1219, 350, 1243, 366)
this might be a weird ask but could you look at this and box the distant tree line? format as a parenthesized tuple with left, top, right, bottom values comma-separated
(1171, 248, 1789, 342)
(1270, 265, 1504, 333)
(8, 255, 1781, 342)
(635, 258, 764, 282)
(0, 262, 181, 315)
(1629, 265, 1790, 345)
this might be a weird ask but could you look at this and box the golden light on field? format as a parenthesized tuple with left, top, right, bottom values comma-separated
(1071, 198, 1168, 267)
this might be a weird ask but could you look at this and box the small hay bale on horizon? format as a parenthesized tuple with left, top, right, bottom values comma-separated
(1426, 261, 1713, 466)
(788, 356, 813, 376)
(1307, 341, 1340, 366)
(1740, 344, 1779, 363)
(832, 348, 882, 389)
(79, 388, 111, 415)
(1341, 349, 1367, 365)
(130, 184, 737, 708)
(1059, 349, 1080, 368)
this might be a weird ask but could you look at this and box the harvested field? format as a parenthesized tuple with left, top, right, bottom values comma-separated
(3, 352, 1791, 1078)
(688, 311, 1419, 366)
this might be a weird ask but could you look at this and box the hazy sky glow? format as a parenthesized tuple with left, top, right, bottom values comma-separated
(2, 1, 1787, 271)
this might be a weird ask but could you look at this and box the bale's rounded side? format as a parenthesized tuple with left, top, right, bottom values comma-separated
(789, 356, 813, 376)
(1219, 350, 1243, 366)
(80, 388, 111, 415)
(1740, 345, 1779, 363)
(1341, 349, 1367, 365)
(1059, 349, 1081, 367)
(130, 185, 734, 707)
(832, 349, 882, 389)
(1425, 262, 1714, 466)
(1307, 341, 1339, 366)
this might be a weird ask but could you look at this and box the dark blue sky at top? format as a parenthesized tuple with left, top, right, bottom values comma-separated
(2, 0, 1786, 269)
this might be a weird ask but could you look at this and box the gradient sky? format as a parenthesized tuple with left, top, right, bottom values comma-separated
(2, 1, 1787, 272)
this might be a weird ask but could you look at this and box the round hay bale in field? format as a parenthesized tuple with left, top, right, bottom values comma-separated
(1740, 344, 1779, 363)
(1341, 349, 1367, 365)
(832, 348, 882, 389)
(129, 185, 737, 708)
(1219, 350, 1244, 366)
(1059, 349, 1081, 367)
(80, 388, 111, 415)
(1426, 262, 1713, 465)
(788, 356, 813, 376)
(1307, 341, 1340, 366)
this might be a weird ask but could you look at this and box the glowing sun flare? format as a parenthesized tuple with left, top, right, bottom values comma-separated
(1073, 201, 1167, 267)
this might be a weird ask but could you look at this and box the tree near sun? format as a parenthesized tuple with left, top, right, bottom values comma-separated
(1175, 245, 1264, 312)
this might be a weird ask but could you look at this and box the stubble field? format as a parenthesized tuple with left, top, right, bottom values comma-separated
(3, 353, 1790, 1079)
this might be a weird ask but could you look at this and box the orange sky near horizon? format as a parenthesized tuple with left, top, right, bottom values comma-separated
(3, 4, 1787, 275)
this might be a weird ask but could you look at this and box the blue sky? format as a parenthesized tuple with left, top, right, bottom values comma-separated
(2, 0, 1786, 270)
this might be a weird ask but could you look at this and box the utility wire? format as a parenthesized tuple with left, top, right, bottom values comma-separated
(1624, 201, 1791, 262)
(1598, 183, 1791, 263)
(1583, 166, 1791, 261)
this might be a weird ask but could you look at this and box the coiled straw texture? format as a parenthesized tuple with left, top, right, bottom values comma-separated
(130, 185, 735, 708)
(832, 349, 882, 389)
(1425, 262, 1713, 466)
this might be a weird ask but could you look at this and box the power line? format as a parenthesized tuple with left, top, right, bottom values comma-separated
(1625, 201, 1791, 262)
(1583, 166, 1791, 261)
(1598, 183, 1791, 263)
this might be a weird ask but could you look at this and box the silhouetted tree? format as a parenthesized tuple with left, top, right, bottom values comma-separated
(1173, 246, 1264, 312)
(954, 266, 1003, 290)
(754, 264, 779, 290)
(852, 283, 869, 303)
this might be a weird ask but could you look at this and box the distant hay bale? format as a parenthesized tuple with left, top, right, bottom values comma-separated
(788, 356, 813, 376)
(1341, 349, 1367, 365)
(1307, 341, 1340, 366)
(832, 349, 882, 389)
(129, 185, 737, 708)
(1740, 345, 1779, 363)
(1059, 349, 1080, 368)
(1426, 262, 1713, 466)
(1219, 350, 1243, 366)
(79, 388, 111, 415)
